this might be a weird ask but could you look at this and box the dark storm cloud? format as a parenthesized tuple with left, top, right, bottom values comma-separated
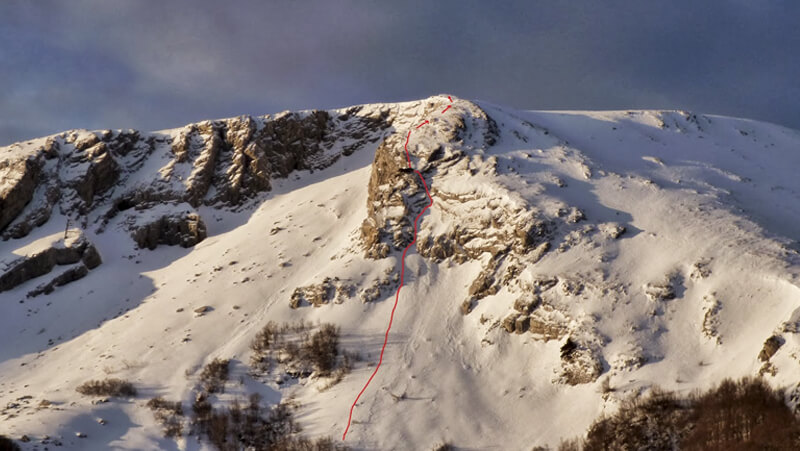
(2, 0, 799, 145)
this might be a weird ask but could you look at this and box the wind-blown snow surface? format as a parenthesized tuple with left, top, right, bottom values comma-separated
(2, 97, 800, 450)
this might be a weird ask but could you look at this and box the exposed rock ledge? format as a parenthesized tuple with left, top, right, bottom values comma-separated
(128, 208, 208, 250)
(0, 234, 101, 294)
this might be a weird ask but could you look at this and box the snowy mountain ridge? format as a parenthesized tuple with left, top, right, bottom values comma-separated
(1, 95, 800, 450)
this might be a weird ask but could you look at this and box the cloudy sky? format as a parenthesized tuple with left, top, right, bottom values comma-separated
(2, 1, 799, 145)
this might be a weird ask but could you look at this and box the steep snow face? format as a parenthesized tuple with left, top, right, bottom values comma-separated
(1, 96, 800, 450)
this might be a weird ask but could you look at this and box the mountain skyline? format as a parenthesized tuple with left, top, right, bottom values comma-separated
(2, 96, 800, 449)
(2, 1, 800, 146)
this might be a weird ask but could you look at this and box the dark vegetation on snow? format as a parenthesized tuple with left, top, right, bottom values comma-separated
(166, 322, 350, 450)
(75, 378, 137, 397)
(191, 393, 347, 451)
(147, 396, 184, 438)
(199, 358, 230, 394)
(250, 321, 352, 379)
(553, 376, 800, 450)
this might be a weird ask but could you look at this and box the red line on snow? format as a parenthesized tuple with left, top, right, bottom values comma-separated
(404, 131, 413, 166)
(441, 105, 451, 114)
(343, 100, 451, 441)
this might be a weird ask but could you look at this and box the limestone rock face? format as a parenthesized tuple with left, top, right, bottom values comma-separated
(360, 102, 481, 260)
(0, 157, 41, 232)
(68, 142, 120, 207)
(0, 235, 101, 294)
(81, 244, 103, 269)
(131, 211, 207, 250)
(356, 99, 559, 315)
(558, 338, 603, 385)
(26, 264, 90, 298)
(0, 107, 391, 245)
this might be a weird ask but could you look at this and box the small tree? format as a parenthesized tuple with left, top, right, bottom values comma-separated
(200, 358, 230, 394)
(303, 324, 339, 375)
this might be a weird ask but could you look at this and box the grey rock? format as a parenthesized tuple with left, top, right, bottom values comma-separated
(27, 264, 90, 297)
(132, 212, 207, 250)
(758, 335, 784, 362)
(0, 157, 40, 232)
(81, 244, 102, 269)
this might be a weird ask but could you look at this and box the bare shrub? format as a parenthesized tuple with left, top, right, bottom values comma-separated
(272, 436, 349, 451)
(285, 341, 302, 363)
(283, 320, 311, 334)
(147, 396, 184, 438)
(155, 412, 183, 438)
(250, 322, 348, 383)
(147, 396, 183, 414)
(432, 443, 454, 451)
(559, 376, 800, 450)
(556, 438, 583, 451)
(301, 324, 339, 375)
(200, 358, 230, 394)
(251, 321, 279, 359)
(191, 392, 213, 435)
(76, 378, 136, 397)
(682, 376, 800, 450)
(191, 392, 346, 450)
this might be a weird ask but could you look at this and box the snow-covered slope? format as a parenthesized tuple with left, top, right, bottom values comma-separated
(1, 96, 800, 450)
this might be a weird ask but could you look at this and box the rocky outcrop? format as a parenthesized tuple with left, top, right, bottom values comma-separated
(131, 211, 207, 250)
(355, 99, 559, 315)
(0, 236, 101, 294)
(504, 288, 570, 342)
(360, 134, 432, 259)
(1, 106, 393, 244)
(645, 272, 684, 303)
(289, 277, 355, 308)
(758, 335, 784, 362)
(359, 101, 476, 260)
(0, 157, 41, 232)
(558, 338, 603, 385)
(26, 264, 90, 298)
(68, 142, 119, 208)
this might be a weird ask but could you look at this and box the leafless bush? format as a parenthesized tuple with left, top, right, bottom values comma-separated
(251, 321, 279, 358)
(192, 392, 346, 450)
(556, 438, 583, 451)
(281, 320, 311, 334)
(200, 358, 230, 394)
(301, 324, 339, 375)
(75, 378, 136, 397)
(682, 376, 800, 449)
(147, 396, 183, 414)
(250, 321, 348, 382)
(559, 376, 800, 450)
(191, 392, 213, 435)
(147, 396, 184, 438)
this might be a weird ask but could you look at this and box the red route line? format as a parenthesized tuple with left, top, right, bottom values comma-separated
(342, 116, 437, 441)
